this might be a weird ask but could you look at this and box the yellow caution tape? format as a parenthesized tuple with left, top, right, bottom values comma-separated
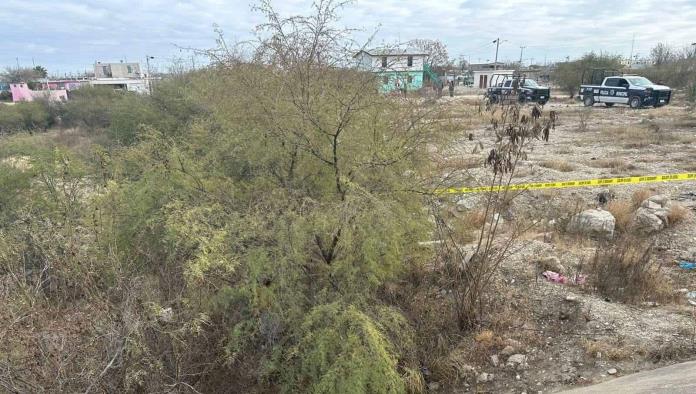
(438, 172, 696, 195)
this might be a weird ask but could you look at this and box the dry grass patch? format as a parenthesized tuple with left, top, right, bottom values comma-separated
(583, 339, 632, 361)
(586, 158, 638, 173)
(444, 208, 488, 244)
(668, 203, 689, 226)
(631, 188, 657, 209)
(606, 200, 634, 232)
(602, 125, 677, 148)
(540, 160, 576, 172)
(589, 239, 674, 304)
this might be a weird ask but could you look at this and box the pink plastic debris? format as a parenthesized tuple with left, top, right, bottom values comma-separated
(542, 271, 586, 285)
(542, 270, 566, 283)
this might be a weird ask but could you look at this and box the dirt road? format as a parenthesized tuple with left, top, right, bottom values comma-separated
(560, 361, 696, 393)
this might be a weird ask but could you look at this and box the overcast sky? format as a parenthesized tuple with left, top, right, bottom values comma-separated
(3, 0, 696, 76)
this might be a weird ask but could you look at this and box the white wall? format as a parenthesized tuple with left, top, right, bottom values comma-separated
(472, 70, 515, 88)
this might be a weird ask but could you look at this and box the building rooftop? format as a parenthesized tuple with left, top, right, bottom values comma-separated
(356, 47, 428, 57)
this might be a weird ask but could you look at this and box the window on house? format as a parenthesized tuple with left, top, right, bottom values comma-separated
(407, 56, 413, 67)
(381, 56, 387, 68)
(127, 65, 133, 74)
(407, 75, 413, 83)
(382, 76, 389, 85)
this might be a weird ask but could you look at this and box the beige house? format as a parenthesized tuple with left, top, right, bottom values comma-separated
(94, 62, 142, 79)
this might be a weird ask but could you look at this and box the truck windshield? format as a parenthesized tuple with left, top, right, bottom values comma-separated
(523, 79, 539, 87)
(626, 77, 653, 87)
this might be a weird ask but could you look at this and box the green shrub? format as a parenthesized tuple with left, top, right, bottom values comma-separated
(0, 101, 53, 133)
(108, 94, 159, 144)
(61, 86, 121, 128)
(283, 303, 406, 394)
(0, 105, 24, 133)
(16, 100, 52, 130)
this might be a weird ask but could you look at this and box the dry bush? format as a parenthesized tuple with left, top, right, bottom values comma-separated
(604, 125, 678, 148)
(681, 162, 696, 172)
(403, 367, 425, 394)
(583, 339, 632, 361)
(631, 188, 657, 209)
(462, 209, 487, 228)
(540, 160, 575, 172)
(589, 239, 674, 304)
(577, 109, 590, 132)
(667, 203, 689, 226)
(587, 158, 637, 173)
(474, 329, 496, 345)
(445, 208, 487, 244)
(606, 200, 634, 232)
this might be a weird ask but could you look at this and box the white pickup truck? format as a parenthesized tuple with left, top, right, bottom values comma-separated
(579, 74, 671, 109)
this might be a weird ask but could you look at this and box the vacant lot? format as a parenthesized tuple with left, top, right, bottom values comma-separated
(432, 90, 696, 392)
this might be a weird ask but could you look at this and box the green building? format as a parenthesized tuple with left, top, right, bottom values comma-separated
(354, 47, 432, 93)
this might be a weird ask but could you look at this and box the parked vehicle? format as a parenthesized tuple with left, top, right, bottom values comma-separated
(486, 74, 550, 105)
(579, 69, 671, 108)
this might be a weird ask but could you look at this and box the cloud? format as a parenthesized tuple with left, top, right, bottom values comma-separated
(1, 0, 695, 74)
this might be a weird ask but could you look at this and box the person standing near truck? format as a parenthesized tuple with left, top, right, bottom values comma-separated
(448, 80, 454, 97)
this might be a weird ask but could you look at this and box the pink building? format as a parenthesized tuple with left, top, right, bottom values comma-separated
(9, 83, 68, 103)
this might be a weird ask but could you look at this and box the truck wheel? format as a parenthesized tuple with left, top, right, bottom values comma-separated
(583, 95, 594, 107)
(604, 103, 614, 107)
(629, 96, 642, 109)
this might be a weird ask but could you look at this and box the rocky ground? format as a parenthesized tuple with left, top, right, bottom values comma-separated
(434, 90, 696, 393)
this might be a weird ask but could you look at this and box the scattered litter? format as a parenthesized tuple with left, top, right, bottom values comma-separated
(687, 291, 696, 306)
(542, 271, 586, 285)
(678, 261, 696, 270)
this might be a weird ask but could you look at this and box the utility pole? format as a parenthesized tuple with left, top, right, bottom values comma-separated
(145, 55, 154, 94)
(519, 46, 526, 66)
(16, 57, 20, 68)
(692, 43, 696, 57)
(493, 38, 501, 70)
(628, 33, 635, 68)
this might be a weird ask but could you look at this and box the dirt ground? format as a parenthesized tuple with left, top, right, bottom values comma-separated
(435, 90, 696, 393)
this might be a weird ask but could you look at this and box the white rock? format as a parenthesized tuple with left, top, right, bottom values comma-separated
(565, 294, 580, 303)
(641, 200, 662, 210)
(490, 355, 499, 367)
(477, 372, 493, 383)
(157, 307, 174, 323)
(501, 345, 516, 356)
(607, 368, 617, 375)
(647, 194, 670, 208)
(633, 195, 673, 233)
(506, 354, 528, 369)
(633, 207, 666, 233)
(567, 209, 615, 239)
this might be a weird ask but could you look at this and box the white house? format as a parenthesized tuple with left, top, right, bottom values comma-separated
(472, 69, 515, 89)
(90, 78, 149, 94)
(90, 61, 149, 93)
